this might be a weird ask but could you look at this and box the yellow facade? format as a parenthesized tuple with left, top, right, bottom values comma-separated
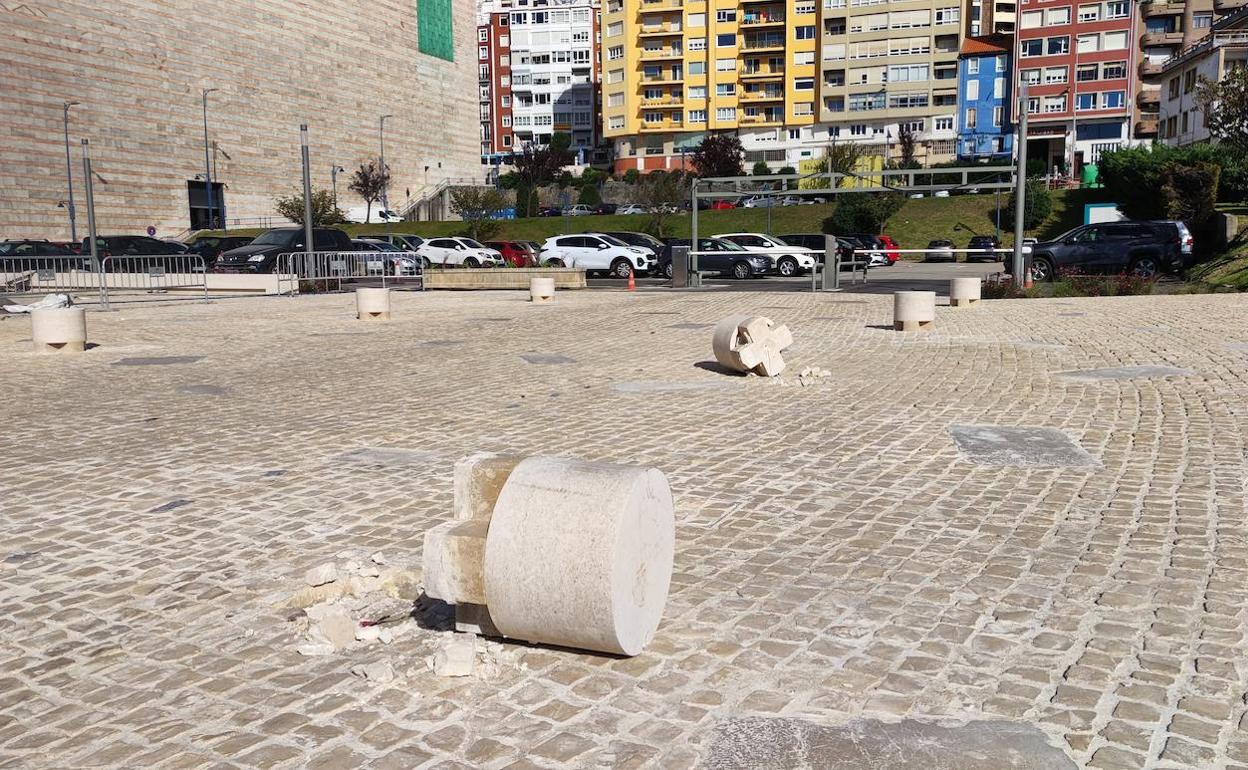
(602, 0, 817, 155)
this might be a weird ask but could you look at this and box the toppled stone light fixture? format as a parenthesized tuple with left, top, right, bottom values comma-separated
(712, 315, 793, 377)
(422, 453, 675, 656)
(893, 291, 936, 332)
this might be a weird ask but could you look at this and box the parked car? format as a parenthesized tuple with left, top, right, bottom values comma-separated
(776, 234, 861, 270)
(485, 240, 537, 267)
(83, 235, 187, 257)
(925, 239, 956, 262)
(0, 239, 83, 258)
(616, 204, 650, 215)
(593, 203, 618, 215)
(563, 204, 595, 216)
(660, 237, 770, 280)
(845, 233, 898, 265)
(716, 232, 818, 277)
(215, 227, 352, 273)
(186, 235, 254, 268)
(537, 207, 563, 217)
(740, 195, 780, 208)
(537, 233, 652, 278)
(603, 231, 665, 259)
(778, 196, 815, 206)
(966, 234, 1002, 262)
(709, 199, 736, 210)
(876, 234, 900, 264)
(369, 233, 426, 251)
(1029, 220, 1193, 281)
(838, 235, 889, 267)
(0, 240, 89, 272)
(352, 239, 419, 275)
(417, 237, 504, 268)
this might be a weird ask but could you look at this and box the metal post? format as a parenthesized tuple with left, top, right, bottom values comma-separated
(822, 234, 840, 292)
(63, 101, 80, 242)
(202, 88, 219, 231)
(300, 125, 314, 265)
(379, 114, 393, 217)
(1012, 83, 1029, 285)
(331, 165, 344, 207)
(689, 177, 699, 282)
(82, 139, 102, 306)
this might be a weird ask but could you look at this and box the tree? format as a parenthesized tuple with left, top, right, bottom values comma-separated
(348, 159, 390, 223)
(1196, 67, 1248, 151)
(512, 139, 573, 217)
(778, 166, 797, 191)
(821, 192, 905, 234)
(808, 142, 863, 189)
(1002, 179, 1053, 230)
(449, 186, 509, 241)
(692, 133, 744, 178)
(622, 168, 641, 185)
(273, 188, 347, 226)
(896, 125, 919, 169)
(1160, 162, 1220, 227)
(635, 170, 687, 238)
(577, 184, 602, 206)
(752, 160, 771, 176)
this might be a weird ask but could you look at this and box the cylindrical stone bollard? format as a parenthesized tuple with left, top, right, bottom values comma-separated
(31, 306, 87, 353)
(949, 277, 982, 307)
(893, 291, 936, 332)
(530, 276, 555, 304)
(482, 456, 675, 656)
(356, 287, 391, 320)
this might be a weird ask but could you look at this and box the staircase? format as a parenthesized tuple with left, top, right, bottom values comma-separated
(399, 177, 496, 222)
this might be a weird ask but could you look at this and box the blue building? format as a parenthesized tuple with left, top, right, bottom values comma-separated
(956, 35, 1014, 161)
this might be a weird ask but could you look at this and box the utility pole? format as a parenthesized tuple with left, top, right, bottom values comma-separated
(1012, 83, 1029, 285)
(82, 139, 99, 272)
(379, 114, 394, 218)
(300, 125, 314, 260)
(202, 88, 220, 231)
(63, 101, 80, 242)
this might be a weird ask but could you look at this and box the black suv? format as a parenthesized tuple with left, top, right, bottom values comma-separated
(603, 231, 665, 258)
(660, 237, 771, 280)
(966, 235, 1002, 262)
(1, 240, 88, 271)
(215, 227, 353, 273)
(80, 235, 188, 270)
(1030, 220, 1194, 281)
(187, 235, 254, 268)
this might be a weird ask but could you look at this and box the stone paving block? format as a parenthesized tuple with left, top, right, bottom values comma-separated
(949, 425, 1099, 467)
(1055, 365, 1195, 381)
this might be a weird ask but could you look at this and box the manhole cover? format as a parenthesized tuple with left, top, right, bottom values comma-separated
(949, 425, 1098, 467)
(1056, 365, 1193, 381)
(115, 356, 204, 366)
(703, 717, 1076, 770)
(520, 353, 576, 365)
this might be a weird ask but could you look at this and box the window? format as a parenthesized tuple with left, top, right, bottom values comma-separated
(935, 6, 959, 23)
(1103, 90, 1124, 109)
(1047, 36, 1069, 55)
(934, 116, 953, 131)
(716, 9, 736, 22)
(967, 58, 980, 75)
(993, 106, 1002, 126)
(1102, 31, 1127, 50)
(608, 69, 623, 83)
(796, 25, 816, 39)
(1076, 64, 1098, 82)
(715, 107, 736, 121)
(501, 115, 512, 127)
(1046, 7, 1070, 25)
(1104, 1, 1128, 19)
(716, 83, 736, 96)
(1182, 111, 1190, 132)
(479, 46, 488, 59)
(1022, 68, 1041, 85)
(964, 108, 977, 128)
(889, 64, 929, 82)
(689, 61, 706, 74)
(1021, 9, 1042, 28)
(794, 77, 814, 90)
(689, 39, 706, 51)
(794, 102, 814, 116)
(793, 51, 815, 65)
(1043, 94, 1067, 112)
(1044, 66, 1067, 84)
(966, 80, 979, 100)
(795, 1, 816, 13)
(607, 46, 623, 60)
(1076, 92, 1096, 110)
(499, 34, 509, 47)
(478, 28, 488, 42)
(688, 85, 707, 99)
(643, 111, 662, 124)
(501, 95, 510, 107)
(607, 21, 622, 36)
(1101, 61, 1125, 80)
(607, 92, 623, 107)
(689, 109, 707, 122)
(1077, 3, 1099, 21)
(850, 124, 868, 136)
(1020, 39, 1042, 57)
(1183, 70, 1196, 93)
(716, 58, 735, 71)
(1193, 12, 1212, 28)
(994, 77, 1004, 97)
(500, 54, 510, 66)
(688, 12, 706, 26)
(1168, 77, 1180, 99)
(1027, 97, 1040, 113)
(716, 33, 736, 47)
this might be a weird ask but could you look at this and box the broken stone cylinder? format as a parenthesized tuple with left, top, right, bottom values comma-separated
(31, 306, 87, 353)
(949, 277, 982, 307)
(529, 277, 555, 304)
(356, 287, 391, 320)
(893, 291, 936, 332)
(712, 315, 793, 377)
(423, 453, 675, 657)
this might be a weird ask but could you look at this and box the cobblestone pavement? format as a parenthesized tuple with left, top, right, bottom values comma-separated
(1, 287, 1246, 769)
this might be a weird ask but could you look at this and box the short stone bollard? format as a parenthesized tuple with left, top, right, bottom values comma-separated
(423, 452, 675, 656)
(893, 291, 936, 332)
(529, 276, 555, 304)
(712, 315, 793, 377)
(356, 287, 391, 320)
(949, 277, 982, 307)
(31, 306, 87, 353)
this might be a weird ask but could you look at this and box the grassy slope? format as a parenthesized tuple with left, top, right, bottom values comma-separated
(1188, 242, 1248, 289)
(204, 190, 1073, 257)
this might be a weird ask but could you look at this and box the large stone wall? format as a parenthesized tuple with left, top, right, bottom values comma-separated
(0, 0, 482, 240)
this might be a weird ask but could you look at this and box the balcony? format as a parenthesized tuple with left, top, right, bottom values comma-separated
(641, 95, 685, 107)
(741, 12, 785, 26)
(743, 36, 786, 51)
(1135, 117, 1159, 136)
(1139, 59, 1164, 76)
(740, 113, 783, 126)
(1216, 0, 1247, 10)
(642, 73, 684, 83)
(640, 119, 684, 131)
(638, 0, 682, 12)
(641, 47, 684, 60)
(741, 89, 785, 101)
(741, 66, 785, 79)
(1142, 30, 1183, 46)
(1137, 88, 1160, 107)
(1142, 0, 1182, 16)
(639, 23, 683, 36)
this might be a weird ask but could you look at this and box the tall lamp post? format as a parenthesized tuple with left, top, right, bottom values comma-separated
(331, 165, 345, 207)
(201, 88, 221, 231)
(379, 114, 394, 219)
(62, 101, 81, 242)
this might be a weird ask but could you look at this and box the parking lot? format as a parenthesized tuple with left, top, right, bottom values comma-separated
(2, 287, 1247, 768)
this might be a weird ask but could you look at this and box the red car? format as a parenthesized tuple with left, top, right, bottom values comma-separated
(878, 235, 900, 264)
(709, 200, 736, 210)
(485, 240, 536, 267)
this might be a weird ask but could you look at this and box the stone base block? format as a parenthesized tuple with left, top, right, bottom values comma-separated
(31, 307, 87, 353)
(530, 277, 555, 304)
(894, 319, 935, 332)
(950, 297, 979, 307)
(356, 287, 391, 320)
(422, 519, 489, 605)
(893, 291, 936, 333)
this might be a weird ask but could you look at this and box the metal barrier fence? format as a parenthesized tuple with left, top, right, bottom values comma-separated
(276, 251, 423, 295)
(99, 254, 209, 308)
(1, 256, 99, 300)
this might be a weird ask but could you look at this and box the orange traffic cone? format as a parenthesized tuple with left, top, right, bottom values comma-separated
(627, 267, 636, 292)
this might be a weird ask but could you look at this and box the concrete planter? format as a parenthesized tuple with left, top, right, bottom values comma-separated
(424, 267, 586, 291)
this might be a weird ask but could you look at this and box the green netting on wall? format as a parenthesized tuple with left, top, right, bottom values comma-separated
(418, 0, 455, 61)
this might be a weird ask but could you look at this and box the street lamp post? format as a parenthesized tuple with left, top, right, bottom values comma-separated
(62, 102, 81, 242)
(331, 165, 345, 207)
(300, 125, 314, 261)
(81, 139, 99, 273)
(379, 114, 394, 218)
(202, 88, 221, 231)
